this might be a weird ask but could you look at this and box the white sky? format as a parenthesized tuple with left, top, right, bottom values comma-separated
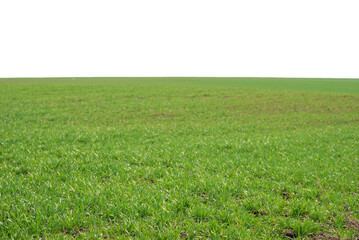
(0, 0, 358, 78)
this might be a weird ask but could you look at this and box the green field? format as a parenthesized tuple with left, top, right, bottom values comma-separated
(1, 77, 358, 239)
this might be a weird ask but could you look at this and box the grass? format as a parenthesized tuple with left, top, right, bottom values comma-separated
(0, 77, 358, 239)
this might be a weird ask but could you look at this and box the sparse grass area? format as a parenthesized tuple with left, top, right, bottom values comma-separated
(0, 77, 358, 239)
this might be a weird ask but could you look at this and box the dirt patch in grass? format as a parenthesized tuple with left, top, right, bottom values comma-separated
(281, 191, 291, 200)
(64, 228, 89, 237)
(284, 229, 298, 239)
(309, 233, 341, 239)
(251, 210, 265, 217)
(179, 233, 189, 238)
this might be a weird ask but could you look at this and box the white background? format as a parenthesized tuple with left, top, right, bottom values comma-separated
(1, 0, 358, 78)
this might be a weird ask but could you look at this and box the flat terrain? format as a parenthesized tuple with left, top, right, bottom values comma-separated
(0, 77, 358, 239)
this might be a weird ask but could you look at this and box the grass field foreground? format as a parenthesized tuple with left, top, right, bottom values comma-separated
(0, 77, 359, 239)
